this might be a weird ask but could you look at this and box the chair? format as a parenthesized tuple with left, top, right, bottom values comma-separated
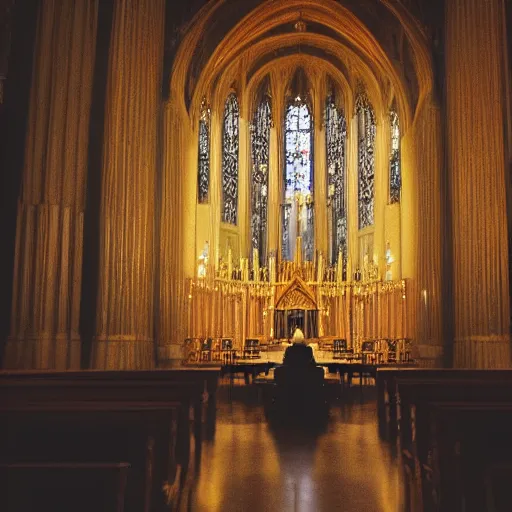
(272, 365, 328, 423)
(210, 338, 222, 362)
(220, 339, 235, 364)
(200, 338, 212, 362)
(184, 338, 200, 363)
(221, 338, 233, 351)
(332, 339, 353, 360)
(244, 339, 260, 359)
(386, 339, 398, 363)
(395, 338, 413, 363)
(361, 340, 377, 364)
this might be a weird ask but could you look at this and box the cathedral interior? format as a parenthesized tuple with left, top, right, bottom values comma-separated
(0, 0, 512, 511)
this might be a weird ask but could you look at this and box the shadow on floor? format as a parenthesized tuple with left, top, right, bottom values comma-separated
(183, 380, 405, 512)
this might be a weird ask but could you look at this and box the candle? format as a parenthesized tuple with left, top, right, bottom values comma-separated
(227, 248, 233, 280)
(336, 249, 343, 284)
(269, 254, 276, 283)
(317, 252, 324, 283)
(253, 247, 260, 282)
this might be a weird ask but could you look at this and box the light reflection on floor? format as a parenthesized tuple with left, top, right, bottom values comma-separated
(185, 382, 404, 512)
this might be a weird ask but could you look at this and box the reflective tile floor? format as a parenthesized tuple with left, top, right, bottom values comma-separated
(182, 382, 405, 512)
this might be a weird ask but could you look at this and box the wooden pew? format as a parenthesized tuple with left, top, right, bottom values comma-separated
(1, 462, 130, 512)
(0, 369, 220, 511)
(426, 401, 512, 512)
(1, 368, 220, 445)
(376, 368, 512, 441)
(377, 369, 512, 512)
(0, 397, 180, 512)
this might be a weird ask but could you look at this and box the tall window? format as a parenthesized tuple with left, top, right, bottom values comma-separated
(250, 95, 271, 263)
(283, 98, 314, 261)
(222, 93, 240, 224)
(389, 109, 401, 203)
(326, 93, 347, 267)
(356, 91, 376, 229)
(197, 98, 210, 203)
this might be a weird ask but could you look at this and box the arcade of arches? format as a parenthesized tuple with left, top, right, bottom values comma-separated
(0, 0, 511, 370)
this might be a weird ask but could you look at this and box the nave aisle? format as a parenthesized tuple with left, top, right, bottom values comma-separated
(181, 383, 404, 512)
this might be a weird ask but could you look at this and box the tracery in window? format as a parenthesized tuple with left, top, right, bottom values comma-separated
(283, 96, 314, 261)
(250, 94, 271, 263)
(197, 98, 211, 203)
(326, 92, 347, 268)
(356, 90, 376, 229)
(389, 108, 401, 204)
(222, 93, 240, 225)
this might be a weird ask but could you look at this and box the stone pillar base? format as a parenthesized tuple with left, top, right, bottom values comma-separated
(157, 343, 185, 368)
(3, 336, 81, 370)
(413, 344, 444, 368)
(454, 336, 511, 368)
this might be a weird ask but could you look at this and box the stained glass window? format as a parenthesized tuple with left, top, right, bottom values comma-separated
(222, 93, 240, 225)
(326, 93, 347, 267)
(250, 95, 271, 263)
(197, 98, 210, 203)
(389, 109, 401, 203)
(285, 101, 313, 200)
(282, 98, 314, 261)
(356, 91, 376, 229)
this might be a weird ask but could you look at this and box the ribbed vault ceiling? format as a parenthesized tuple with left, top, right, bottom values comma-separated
(168, 0, 438, 129)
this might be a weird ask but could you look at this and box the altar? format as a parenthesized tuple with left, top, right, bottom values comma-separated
(184, 238, 408, 363)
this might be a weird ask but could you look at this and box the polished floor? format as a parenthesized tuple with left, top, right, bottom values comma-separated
(182, 381, 405, 512)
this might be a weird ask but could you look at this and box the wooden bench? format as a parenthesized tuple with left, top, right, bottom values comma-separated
(376, 369, 512, 441)
(0, 369, 220, 511)
(376, 369, 512, 512)
(425, 401, 512, 512)
(0, 398, 180, 512)
(1, 462, 130, 512)
(1, 368, 220, 443)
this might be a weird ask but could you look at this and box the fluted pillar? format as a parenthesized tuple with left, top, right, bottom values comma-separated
(157, 101, 189, 365)
(446, 0, 510, 367)
(268, 71, 286, 258)
(402, 95, 444, 367)
(314, 77, 328, 256)
(4, 1, 98, 369)
(92, 0, 164, 369)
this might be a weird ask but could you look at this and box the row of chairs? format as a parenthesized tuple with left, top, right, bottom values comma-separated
(185, 338, 262, 363)
(327, 338, 412, 363)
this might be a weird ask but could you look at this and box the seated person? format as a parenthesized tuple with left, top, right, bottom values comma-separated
(292, 326, 305, 341)
(283, 329, 316, 368)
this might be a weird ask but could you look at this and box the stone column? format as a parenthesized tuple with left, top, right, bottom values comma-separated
(267, 71, 286, 259)
(374, 111, 389, 278)
(347, 112, 359, 276)
(446, 0, 510, 367)
(92, 0, 164, 369)
(157, 101, 189, 366)
(4, 0, 98, 369)
(402, 95, 444, 367)
(313, 77, 328, 257)
(239, 92, 251, 259)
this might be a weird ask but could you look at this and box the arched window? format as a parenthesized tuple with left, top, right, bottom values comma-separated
(356, 91, 376, 229)
(222, 93, 240, 225)
(197, 98, 210, 203)
(389, 109, 401, 203)
(326, 93, 347, 268)
(250, 95, 271, 263)
(283, 97, 314, 261)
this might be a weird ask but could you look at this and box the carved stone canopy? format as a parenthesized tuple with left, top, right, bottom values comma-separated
(275, 275, 318, 310)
